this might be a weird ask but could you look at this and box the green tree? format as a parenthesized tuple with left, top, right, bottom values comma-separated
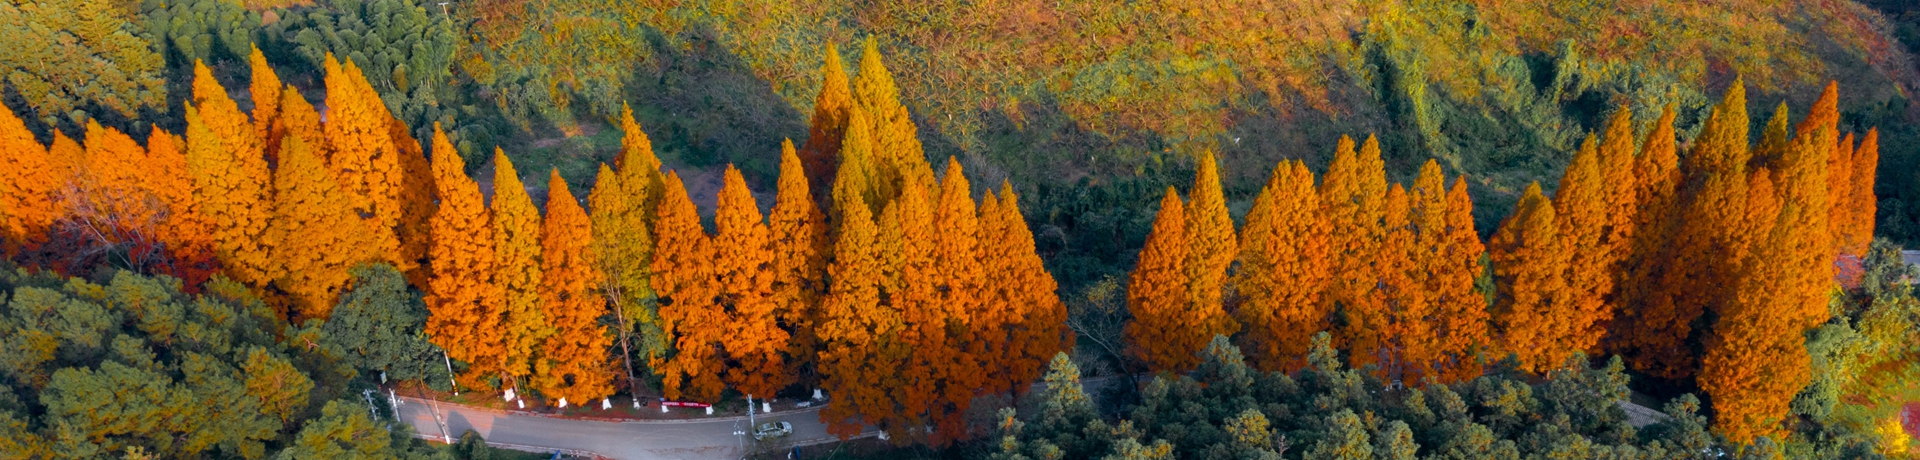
(312, 264, 451, 388)
(0, 0, 165, 127)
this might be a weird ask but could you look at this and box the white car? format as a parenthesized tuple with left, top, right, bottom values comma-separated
(753, 421, 792, 441)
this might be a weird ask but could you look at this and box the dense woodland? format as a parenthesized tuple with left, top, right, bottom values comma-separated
(1, 0, 1919, 459)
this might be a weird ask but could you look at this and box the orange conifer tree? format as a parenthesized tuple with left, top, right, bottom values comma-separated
(391, 117, 436, 286)
(426, 125, 506, 384)
(491, 151, 547, 383)
(1233, 161, 1329, 372)
(831, 106, 880, 220)
(1612, 106, 1679, 356)
(802, 45, 855, 193)
(714, 165, 790, 400)
(1185, 151, 1238, 346)
(1126, 189, 1195, 372)
(143, 128, 217, 287)
(535, 170, 614, 405)
(884, 173, 943, 438)
(991, 183, 1071, 394)
(184, 104, 274, 288)
(1372, 184, 1424, 381)
(266, 136, 382, 320)
(1322, 135, 1389, 370)
(1630, 85, 1753, 379)
(1843, 129, 1879, 256)
(616, 104, 666, 222)
(651, 172, 726, 402)
(925, 159, 985, 442)
(769, 141, 830, 384)
(192, 61, 265, 184)
(1553, 136, 1615, 355)
(1431, 176, 1489, 382)
(0, 104, 60, 254)
(1491, 183, 1571, 373)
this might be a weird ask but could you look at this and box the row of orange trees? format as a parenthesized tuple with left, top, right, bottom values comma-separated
(0, 40, 1071, 445)
(1126, 81, 1881, 445)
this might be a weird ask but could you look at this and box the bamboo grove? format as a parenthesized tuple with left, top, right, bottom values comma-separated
(0, 38, 1885, 448)
(0, 39, 1072, 445)
(1125, 81, 1882, 446)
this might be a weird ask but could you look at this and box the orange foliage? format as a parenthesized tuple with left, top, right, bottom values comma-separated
(425, 125, 506, 385)
(651, 172, 726, 402)
(183, 103, 273, 289)
(1553, 135, 1615, 355)
(143, 129, 217, 287)
(321, 55, 405, 270)
(0, 104, 61, 254)
(248, 47, 283, 162)
(769, 141, 830, 383)
(1233, 161, 1329, 373)
(1184, 151, 1238, 346)
(1322, 135, 1388, 370)
(1491, 183, 1571, 373)
(491, 151, 548, 382)
(1431, 176, 1489, 383)
(266, 136, 383, 320)
(1126, 188, 1194, 372)
(987, 183, 1071, 395)
(816, 195, 905, 439)
(535, 171, 614, 404)
(802, 45, 854, 196)
(714, 166, 790, 399)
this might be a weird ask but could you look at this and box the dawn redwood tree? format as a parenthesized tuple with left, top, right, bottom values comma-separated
(265, 136, 382, 320)
(1491, 183, 1572, 373)
(1323, 135, 1388, 371)
(986, 183, 1072, 396)
(425, 125, 506, 385)
(802, 45, 855, 196)
(1432, 175, 1489, 383)
(816, 196, 905, 439)
(1127, 188, 1194, 372)
(0, 103, 60, 255)
(535, 170, 613, 406)
(1553, 135, 1615, 355)
(769, 141, 830, 384)
(143, 128, 217, 287)
(320, 55, 405, 271)
(491, 150, 547, 385)
(248, 47, 283, 163)
(1185, 151, 1238, 349)
(187, 65, 273, 288)
(714, 165, 790, 400)
(1233, 160, 1329, 373)
(651, 171, 726, 402)
(587, 164, 648, 397)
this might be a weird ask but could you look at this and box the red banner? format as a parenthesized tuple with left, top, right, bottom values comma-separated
(660, 400, 711, 408)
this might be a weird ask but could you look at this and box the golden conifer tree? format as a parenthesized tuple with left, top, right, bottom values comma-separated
(248, 47, 283, 161)
(852, 37, 934, 200)
(1553, 136, 1614, 355)
(192, 61, 265, 184)
(184, 104, 274, 288)
(1185, 151, 1238, 345)
(266, 136, 382, 320)
(802, 45, 855, 193)
(76, 121, 151, 230)
(651, 171, 726, 402)
(1596, 107, 1639, 258)
(816, 196, 905, 439)
(426, 125, 506, 385)
(1323, 135, 1389, 370)
(714, 165, 790, 399)
(1491, 183, 1572, 373)
(1127, 189, 1195, 372)
(886, 174, 943, 436)
(1233, 161, 1329, 372)
(0, 104, 60, 254)
(391, 117, 436, 286)
(831, 106, 880, 220)
(321, 55, 404, 268)
(587, 165, 650, 396)
(1432, 176, 1489, 383)
(616, 103, 666, 223)
(769, 141, 830, 384)
(1612, 106, 1679, 356)
(1779, 82, 1838, 329)
(491, 150, 547, 383)
(535, 170, 614, 405)
(927, 160, 986, 442)
(275, 85, 324, 157)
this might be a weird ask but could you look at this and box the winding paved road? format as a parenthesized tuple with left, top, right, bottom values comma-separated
(395, 396, 876, 459)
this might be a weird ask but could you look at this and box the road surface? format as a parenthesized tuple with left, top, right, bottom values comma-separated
(395, 396, 875, 459)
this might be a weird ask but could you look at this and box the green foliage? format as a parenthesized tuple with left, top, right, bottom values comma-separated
(984, 332, 1904, 460)
(306, 264, 451, 390)
(0, 266, 459, 459)
(0, 0, 166, 128)
(1791, 239, 1920, 456)
(138, 0, 262, 68)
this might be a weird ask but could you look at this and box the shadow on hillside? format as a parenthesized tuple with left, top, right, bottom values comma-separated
(621, 23, 810, 192)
